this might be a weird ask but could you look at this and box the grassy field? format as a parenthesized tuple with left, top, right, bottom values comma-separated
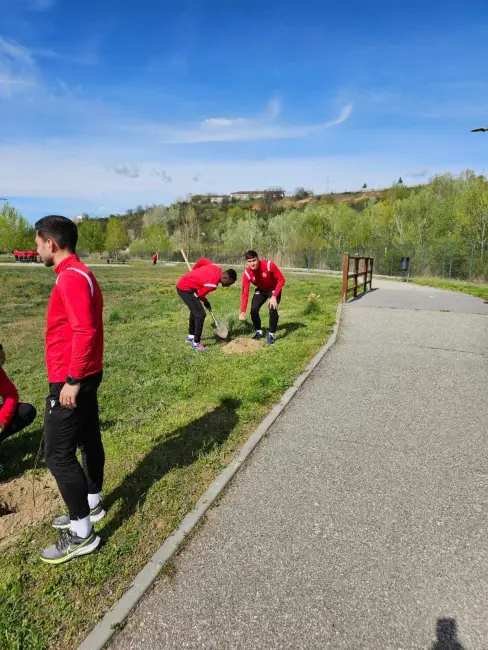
(0, 263, 340, 650)
(412, 276, 488, 301)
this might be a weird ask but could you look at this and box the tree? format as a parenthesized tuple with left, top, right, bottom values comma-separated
(105, 217, 128, 259)
(221, 213, 263, 253)
(398, 177, 403, 185)
(362, 183, 368, 189)
(78, 219, 105, 254)
(142, 224, 171, 254)
(0, 203, 33, 251)
(294, 187, 313, 200)
(143, 205, 168, 228)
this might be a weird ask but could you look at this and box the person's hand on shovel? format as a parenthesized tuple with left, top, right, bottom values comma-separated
(203, 299, 212, 311)
(239, 312, 247, 321)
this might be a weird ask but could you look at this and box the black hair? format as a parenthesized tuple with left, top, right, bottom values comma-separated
(224, 269, 237, 282)
(244, 250, 258, 260)
(35, 215, 78, 251)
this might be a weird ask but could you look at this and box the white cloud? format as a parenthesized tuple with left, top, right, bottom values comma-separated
(145, 103, 353, 144)
(265, 97, 281, 120)
(107, 163, 140, 178)
(203, 118, 236, 127)
(0, 37, 37, 97)
(0, 144, 468, 207)
(152, 169, 172, 183)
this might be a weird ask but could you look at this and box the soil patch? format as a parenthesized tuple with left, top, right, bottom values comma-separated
(0, 473, 60, 547)
(222, 337, 264, 355)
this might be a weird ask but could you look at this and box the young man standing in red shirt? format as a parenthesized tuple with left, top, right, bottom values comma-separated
(0, 344, 36, 444)
(176, 258, 237, 352)
(35, 215, 105, 564)
(239, 250, 286, 345)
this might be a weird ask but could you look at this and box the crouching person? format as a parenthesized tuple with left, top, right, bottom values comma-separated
(0, 344, 36, 444)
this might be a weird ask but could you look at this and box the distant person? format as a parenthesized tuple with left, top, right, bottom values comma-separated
(176, 258, 237, 352)
(35, 215, 105, 565)
(239, 250, 286, 345)
(152, 252, 158, 266)
(0, 344, 36, 445)
(13, 249, 19, 262)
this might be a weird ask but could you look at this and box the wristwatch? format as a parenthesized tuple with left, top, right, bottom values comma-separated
(66, 375, 81, 386)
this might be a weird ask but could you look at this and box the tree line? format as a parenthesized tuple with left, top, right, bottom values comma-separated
(2, 171, 488, 278)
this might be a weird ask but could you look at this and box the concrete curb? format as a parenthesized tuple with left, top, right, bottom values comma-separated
(77, 303, 343, 650)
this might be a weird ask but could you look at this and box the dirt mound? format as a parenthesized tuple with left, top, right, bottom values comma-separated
(0, 473, 60, 547)
(222, 337, 264, 355)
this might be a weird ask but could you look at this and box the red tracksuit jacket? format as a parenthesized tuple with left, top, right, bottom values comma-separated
(0, 369, 19, 427)
(176, 258, 223, 299)
(46, 254, 104, 383)
(241, 260, 286, 312)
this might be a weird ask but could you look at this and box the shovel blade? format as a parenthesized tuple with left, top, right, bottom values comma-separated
(213, 322, 228, 339)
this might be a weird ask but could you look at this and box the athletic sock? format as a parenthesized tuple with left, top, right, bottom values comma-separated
(70, 515, 92, 539)
(257, 329, 263, 335)
(269, 332, 275, 338)
(88, 493, 101, 509)
(187, 334, 194, 340)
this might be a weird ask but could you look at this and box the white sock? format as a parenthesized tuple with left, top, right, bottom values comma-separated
(70, 515, 92, 539)
(269, 332, 275, 337)
(187, 334, 194, 339)
(88, 493, 101, 509)
(257, 329, 263, 335)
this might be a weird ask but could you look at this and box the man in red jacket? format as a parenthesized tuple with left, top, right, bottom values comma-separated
(239, 250, 286, 345)
(152, 252, 158, 265)
(0, 344, 36, 444)
(35, 215, 105, 565)
(176, 258, 237, 352)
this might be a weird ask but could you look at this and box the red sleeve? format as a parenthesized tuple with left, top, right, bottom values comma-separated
(270, 262, 285, 296)
(193, 258, 212, 270)
(58, 271, 98, 379)
(0, 369, 19, 427)
(195, 267, 221, 299)
(240, 272, 251, 312)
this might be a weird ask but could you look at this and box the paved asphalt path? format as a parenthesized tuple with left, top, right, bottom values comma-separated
(110, 281, 488, 650)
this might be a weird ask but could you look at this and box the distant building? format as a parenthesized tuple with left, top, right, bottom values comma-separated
(73, 213, 89, 224)
(230, 190, 285, 201)
(208, 195, 229, 204)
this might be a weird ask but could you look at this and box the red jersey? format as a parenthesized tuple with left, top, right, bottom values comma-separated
(46, 254, 104, 383)
(152, 254, 157, 262)
(241, 260, 285, 312)
(176, 258, 222, 299)
(0, 368, 19, 427)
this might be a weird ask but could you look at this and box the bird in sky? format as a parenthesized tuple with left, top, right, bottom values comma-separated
(471, 127, 488, 132)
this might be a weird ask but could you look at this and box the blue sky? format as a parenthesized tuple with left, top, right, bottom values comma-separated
(1, 0, 488, 221)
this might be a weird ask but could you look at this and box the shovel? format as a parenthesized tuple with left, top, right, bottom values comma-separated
(208, 309, 228, 339)
(180, 248, 229, 340)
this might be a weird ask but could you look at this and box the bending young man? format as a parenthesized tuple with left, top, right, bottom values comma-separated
(176, 258, 237, 352)
(239, 250, 286, 345)
(0, 344, 36, 445)
(35, 215, 105, 565)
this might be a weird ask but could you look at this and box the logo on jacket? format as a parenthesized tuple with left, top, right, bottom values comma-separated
(262, 272, 267, 278)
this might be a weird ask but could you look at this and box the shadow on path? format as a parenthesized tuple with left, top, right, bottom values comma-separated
(431, 618, 465, 650)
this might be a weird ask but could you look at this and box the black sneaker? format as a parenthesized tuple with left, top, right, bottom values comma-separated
(40, 529, 100, 565)
(266, 333, 275, 345)
(252, 331, 264, 340)
(52, 503, 106, 529)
